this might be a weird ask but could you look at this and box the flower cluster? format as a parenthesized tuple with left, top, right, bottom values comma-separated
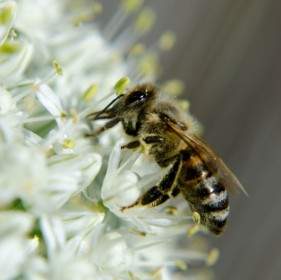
(0, 1, 218, 279)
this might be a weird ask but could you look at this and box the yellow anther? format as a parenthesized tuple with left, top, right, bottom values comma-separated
(63, 138, 75, 149)
(0, 1, 16, 25)
(52, 60, 63, 76)
(121, 0, 143, 13)
(82, 83, 98, 102)
(165, 206, 178, 215)
(192, 211, 201, 224)
(187, 224, 200, 237)
(138, 53, 159, 76)
(178, 100, 190, 111)
(72, 2, 103, 26)
(114, 76, 130, 94)
(60, 111, 67, 118)
(72, 14, 91, 27)
(129, 43, 145, 56)
(0, 41, 20, 54)
(134, 8, 156, 34)
(70, 108, 79, 123)
(93, 2, 103, 15)
(158, 31, 176, 51)
(206, 248, 220, 266)
(31, 235, 40, 247)
(162, 80, 185, 97)
(175, 260, 188, 271)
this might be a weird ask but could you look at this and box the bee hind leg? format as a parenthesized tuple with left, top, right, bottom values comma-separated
(121, 155, 182, 211)
(121, 186, 170, 211)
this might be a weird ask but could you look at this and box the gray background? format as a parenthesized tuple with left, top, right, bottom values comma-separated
(101, 1, 281, 279)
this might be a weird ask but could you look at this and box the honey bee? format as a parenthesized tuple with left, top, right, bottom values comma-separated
(86, 83, 246, 235)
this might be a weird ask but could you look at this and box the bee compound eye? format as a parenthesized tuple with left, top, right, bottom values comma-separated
(125, 91, 148, 106)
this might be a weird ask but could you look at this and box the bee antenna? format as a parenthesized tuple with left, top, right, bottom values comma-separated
(89, 94, 124, 120)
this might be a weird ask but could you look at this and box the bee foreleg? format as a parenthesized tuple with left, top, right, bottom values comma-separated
(121, 140, 141, 150)
(121, 156, 182, 210)
(85, 118, 120, 138)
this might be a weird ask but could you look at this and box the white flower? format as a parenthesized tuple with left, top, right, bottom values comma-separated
(0, 211, 34, 279)
(0, 0, 218, 279)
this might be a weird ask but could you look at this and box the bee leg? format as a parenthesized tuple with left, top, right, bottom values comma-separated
(122, 155, 182, 210)
(121, 187, 170, 210)
(85, 118, 120, 138)
(171, 186, 180, 197)
(121, 140, 141, 150)
(143, 135, 164, 144)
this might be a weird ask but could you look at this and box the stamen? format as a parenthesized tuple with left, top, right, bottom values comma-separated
(206, 248, 220, 266)
(158, 31, 176, 51)
(0, 1, 16, 25)
(0, 1, 17, 44)
(82, 83, 98, 102)
(192, 211, 201, 224)
(134, 8, 156, 34)
(128, 43, 146, 57)
(187, 224, 201, 237)
(121, 0, 144, 14)
(72, 2, 103, 26)
(137, 53, 159, 78)
(161, 80, 185, 97)
(63, 138, 76, 149)
(104, 0, 143, 41)
(0, 40, 21, 54)
(178, 100, 190, 111)
(114, 76, 130, 94)
(175, 260, 188, 271)
(52, 60, 63, 76)
(133, 239, 169, 251)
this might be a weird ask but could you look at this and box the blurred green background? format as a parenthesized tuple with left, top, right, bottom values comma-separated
(101, 1, 281, 279)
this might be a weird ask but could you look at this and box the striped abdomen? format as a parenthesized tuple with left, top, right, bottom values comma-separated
(179, 150, 230, 235)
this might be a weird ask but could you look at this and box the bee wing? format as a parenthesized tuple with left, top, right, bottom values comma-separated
(166, 120, 248, 196)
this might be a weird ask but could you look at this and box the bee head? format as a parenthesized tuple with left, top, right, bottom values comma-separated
(87, 83, 157, 121)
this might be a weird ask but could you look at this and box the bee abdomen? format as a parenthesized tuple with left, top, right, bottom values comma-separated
(184, 177, 230, 235)
(200, 179, 229, 234)
(206, 207, 229, 234)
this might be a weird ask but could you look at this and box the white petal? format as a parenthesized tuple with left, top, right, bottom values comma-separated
(41, 216, 65, 256)
(0, 236, 29, 279)
(35, 83, 63, 116)
(0, 87, 16, 114)
(0, 211, 33, 235)
(0, 40, 33, 80)
(79, 153, 102, 188)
